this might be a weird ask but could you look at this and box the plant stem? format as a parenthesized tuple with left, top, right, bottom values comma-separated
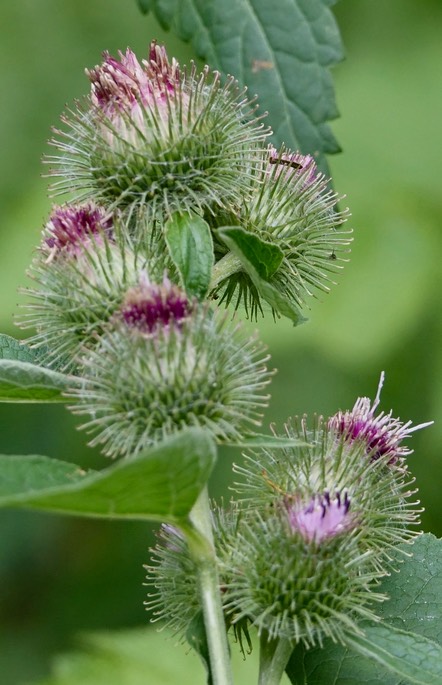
(258, 632, 293, 685)
(209, 252, 243, 291)
(185, 486, 234, 685)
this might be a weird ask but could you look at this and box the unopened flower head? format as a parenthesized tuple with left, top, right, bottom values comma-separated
(218, 502, 382, 646)
(19, 206, 144, 369)
(120, 274, 191, 334)
(328, 372, 433, 466)
(48, 41, 269, 227)
(42, 203, 113, 261)
(69, 303, 274, 457)
(209, 144, 352, 319)
(287, 489, 354, 543)
(145, 523, 200, 638)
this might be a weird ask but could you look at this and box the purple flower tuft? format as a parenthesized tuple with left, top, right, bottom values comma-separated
(43, 204, 113, 259)
(121, 275, 190, 334)
(328, 372, 433, 466)
(287, 490, 353, 543)
(86, 41, 180, 114)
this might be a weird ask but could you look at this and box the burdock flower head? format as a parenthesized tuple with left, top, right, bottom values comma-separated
(208, 143, 352, 320)
(48, 40, 269, 227)
(69, 282, 274, 458)
(328, 372, 433, 467)
(41, 203, 113, 261)
(19, 203, 143, 369)
(223, 396, 430, 645)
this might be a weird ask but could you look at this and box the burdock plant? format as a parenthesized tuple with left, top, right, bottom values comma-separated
(0, 26, 437, 685)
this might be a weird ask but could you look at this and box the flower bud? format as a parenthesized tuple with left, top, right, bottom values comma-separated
(19, 204, 144, 369)
(145, 524, 200, 637)
(69, 286, 273, 457)
(209, 144, 352, 318)
(48, 41, 269, 228)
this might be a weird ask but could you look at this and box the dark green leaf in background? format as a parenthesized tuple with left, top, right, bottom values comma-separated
(142, 0, 343, 173)
(218, 227, 306, 325)
(165, 212, 214, 300)
(286, 534, 442, 685)
(137, 0, 151, 13)
(0, 429, 217, 522)
(0, 334, 74, 403)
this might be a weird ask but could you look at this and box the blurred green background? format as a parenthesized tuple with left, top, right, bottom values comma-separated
(0, 1, 440, 683)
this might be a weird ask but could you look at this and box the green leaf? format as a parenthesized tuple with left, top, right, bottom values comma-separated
(345, 624, 442, 685)
(286, 534, 442, 685)
(218, 227, 306, 325)
(136, 0, 151, 13)
(0, 335, 74, 403)
(146, 0, 343, 173)
(0, 429, 216, 522)
(165, 212, 214, 300)
(0, 334, 40, 363)
(218, 227, 283, 281)
(37, 625, 260, 685)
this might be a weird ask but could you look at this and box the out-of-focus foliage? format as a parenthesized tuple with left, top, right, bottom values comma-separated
(0, 1, 440, 684)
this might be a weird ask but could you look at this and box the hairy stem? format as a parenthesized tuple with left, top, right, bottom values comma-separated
(258, 632, 293, 685)
(185, 486, 234, 685)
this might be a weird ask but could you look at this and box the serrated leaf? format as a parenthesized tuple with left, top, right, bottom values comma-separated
(0, 334, 74, 403)
(218, 227, 283, 281)
(165, 212, 214, 300)
(0, 334, 41, 363)
(346, 624, 442, 685)
(286, 534, 442, 685)
(0, 429, 216, 522)
(218, 227, 306, 325)
(146, 0, 343, 173)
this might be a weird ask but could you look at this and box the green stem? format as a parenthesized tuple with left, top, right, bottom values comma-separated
(209, 252, 243, 291)
(184, 486, 234, 685)
(258, 632, 293, 685)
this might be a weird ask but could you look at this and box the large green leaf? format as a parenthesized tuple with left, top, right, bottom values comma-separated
(143, 0, 343, 172)
(218, 227, 306, 325)
(137, 0, 151, 13)
(0, 429, 216, 522)
(0, 334, 74, 403)
(37, 626, 260, 685)
(286, 534, 442, 685)
(164, 212, 214, 300)
(345, 624, 442, 685)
